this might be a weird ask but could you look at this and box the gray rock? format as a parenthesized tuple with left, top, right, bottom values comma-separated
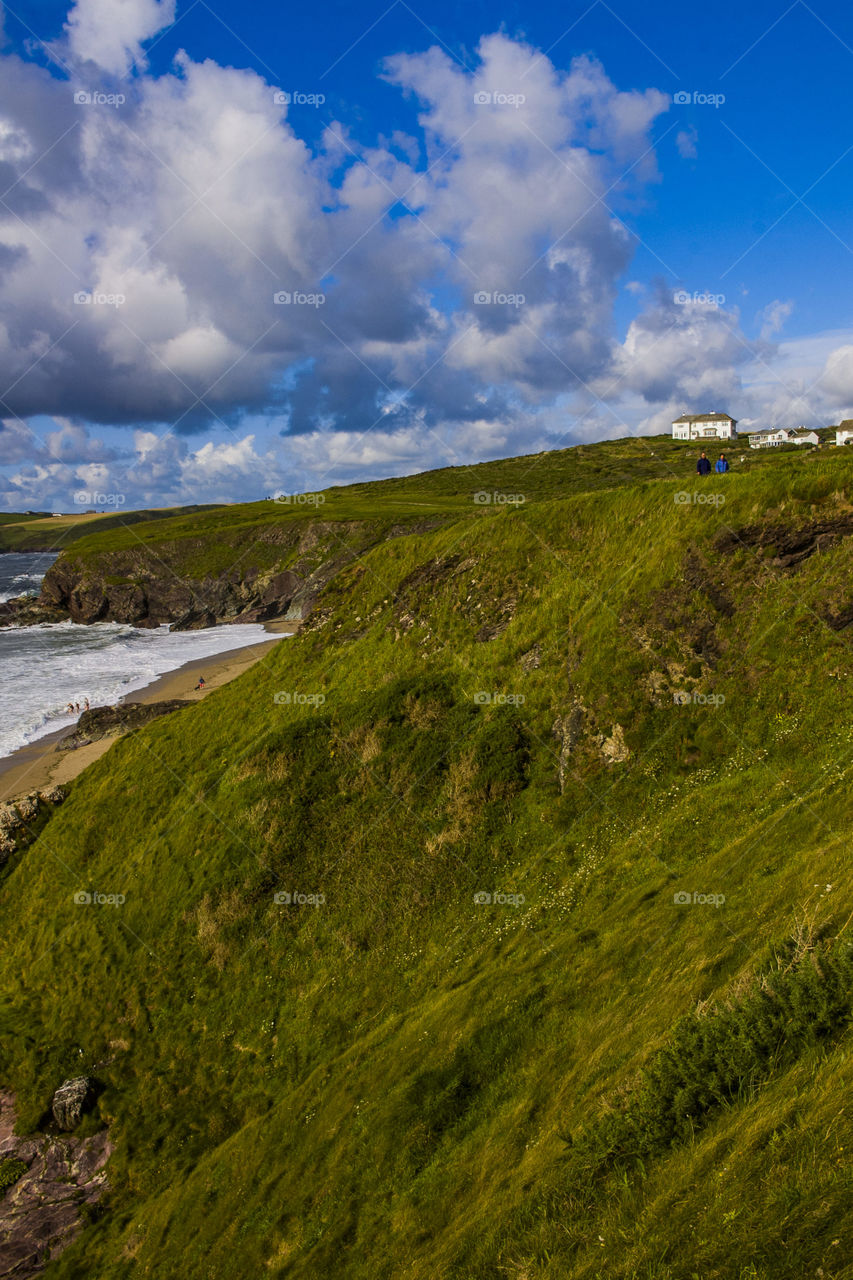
(51, 1078, 94, 1131)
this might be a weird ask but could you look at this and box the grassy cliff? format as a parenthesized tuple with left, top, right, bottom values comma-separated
(2, 437, 853, 1279)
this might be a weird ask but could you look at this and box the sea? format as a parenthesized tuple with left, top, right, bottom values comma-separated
(0, 552, 276, 761)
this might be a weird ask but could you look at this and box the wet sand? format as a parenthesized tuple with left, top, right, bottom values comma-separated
(0, 620, 297, 803)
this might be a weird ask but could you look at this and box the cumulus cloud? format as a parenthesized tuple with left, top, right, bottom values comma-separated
(0, 22, 673, 452)
(4, 5, 838, 508)
(64, 0, 175, 76)
(611, 285, 761, 408)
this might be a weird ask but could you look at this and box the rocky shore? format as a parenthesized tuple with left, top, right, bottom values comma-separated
(0, 1090, 111, 1278)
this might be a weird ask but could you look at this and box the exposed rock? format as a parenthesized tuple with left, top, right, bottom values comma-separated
(519, 644, 541, 672)
(551, 702, 586, 793)
(13, 795, 38, 822)
(0, 790, 66, 865)
(56, 700, 190, 752)
(39, 786, 67, 806)
(596, 723, 631, 764)
(714, 514, 853, 569)
(0, 1089, 110, 1278)
(51, 1078, 95, 1131)
(0, 596, 68, 628)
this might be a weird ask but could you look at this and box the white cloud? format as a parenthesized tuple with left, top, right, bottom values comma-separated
(64, 0, 175, 76)
(675, 127, 697, 159)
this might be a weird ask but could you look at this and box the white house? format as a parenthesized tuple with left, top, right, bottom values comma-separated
(789, 429, 820, 446)
(749, 427, 795, 449)
(837, 429, 853, 446)
(672, 412, 738, 441)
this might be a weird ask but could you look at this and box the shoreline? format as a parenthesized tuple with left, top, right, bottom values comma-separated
(0, 619, 298, 804)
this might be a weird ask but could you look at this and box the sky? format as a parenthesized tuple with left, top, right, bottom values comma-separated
(1, 0, 853, 509)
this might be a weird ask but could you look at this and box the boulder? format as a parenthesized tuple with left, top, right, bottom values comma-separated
(39, 785, 67, 805)
(56, 700, 191, 751)
(51, 1078, 95, 1131)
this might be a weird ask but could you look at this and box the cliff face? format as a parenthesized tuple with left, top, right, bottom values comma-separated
(0, 516, 449, 629)
(36, 558, 304, 629)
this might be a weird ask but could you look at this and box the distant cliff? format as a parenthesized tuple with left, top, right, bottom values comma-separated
(0, 513, 450, 629)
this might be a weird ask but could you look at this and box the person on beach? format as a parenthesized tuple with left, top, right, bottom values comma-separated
(194, 676, 206, 691)
(65, 703, 74, 714)
(696, 451, 711, 476)
(74, 702, 80, 713)
(83, 698, 90, 711)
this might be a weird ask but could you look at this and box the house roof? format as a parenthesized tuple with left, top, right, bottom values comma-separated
(672, 412, 736, 423)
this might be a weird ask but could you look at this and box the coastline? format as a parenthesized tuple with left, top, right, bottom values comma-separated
(0, 619, 297, 803)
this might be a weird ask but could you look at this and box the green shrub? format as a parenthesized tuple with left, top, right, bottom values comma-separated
(0, 1158, 27, 1196)
(574, 935, 853, 1172)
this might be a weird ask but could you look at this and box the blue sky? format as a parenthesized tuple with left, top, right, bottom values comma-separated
(1, 0, 853, 508)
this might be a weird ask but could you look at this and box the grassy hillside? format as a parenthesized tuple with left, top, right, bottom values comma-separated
(2, 437, 853, 1278)
(0, 505, 221, 553)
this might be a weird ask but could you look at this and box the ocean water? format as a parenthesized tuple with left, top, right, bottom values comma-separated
(0, 551, 58, 602)
(0, 553, 279, 761)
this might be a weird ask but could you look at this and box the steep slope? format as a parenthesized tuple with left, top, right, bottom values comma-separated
(2, 442, 853, 1279)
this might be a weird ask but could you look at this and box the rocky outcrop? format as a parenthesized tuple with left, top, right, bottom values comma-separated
(714, 514, 853, 569)
(0, 788, 66, 865)
(1, 515, 451, 632)
(0, 596, 66, 627)
(0, 1090, 110, 1279)
(56, 701, 190, 752)
(51, 1079, 95, 1131)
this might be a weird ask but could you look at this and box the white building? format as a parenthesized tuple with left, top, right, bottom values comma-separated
(750, 427, 820, 448)
(837, 429, 853, 446)
(789, 429, 820, 446)
(749, 427, 795, 449)
(672, 412, 738, 441)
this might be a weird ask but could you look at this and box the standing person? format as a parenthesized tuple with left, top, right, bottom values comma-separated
(715, 453, 729, 474)
(696, 451, 711, 476)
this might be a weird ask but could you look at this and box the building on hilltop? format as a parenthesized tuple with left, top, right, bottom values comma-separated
(672, 412, 738, 441)
(836, 420, 853, 446)
(750, 427, 819, 449)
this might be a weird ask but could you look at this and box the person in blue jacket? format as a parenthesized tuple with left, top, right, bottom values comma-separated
(715, 453, 730, 474)
(696, 451, 711, 475)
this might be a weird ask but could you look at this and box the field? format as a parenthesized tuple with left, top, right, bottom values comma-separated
(2, 435, 853, 1278)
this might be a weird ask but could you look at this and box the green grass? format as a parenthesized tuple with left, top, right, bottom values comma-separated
(0, 504, 222, 553)
(2, 437, 853, 1278)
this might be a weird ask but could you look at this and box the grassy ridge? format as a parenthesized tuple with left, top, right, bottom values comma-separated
(2, 440, 853, 1277)
(0, 504, 222, 553)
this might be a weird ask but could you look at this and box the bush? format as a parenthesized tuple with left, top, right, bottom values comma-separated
(574, 935, 853, 1172)
(0, 1158, 27, 1196)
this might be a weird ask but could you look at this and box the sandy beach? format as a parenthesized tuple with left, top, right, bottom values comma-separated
(0, 620, 297, 803)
